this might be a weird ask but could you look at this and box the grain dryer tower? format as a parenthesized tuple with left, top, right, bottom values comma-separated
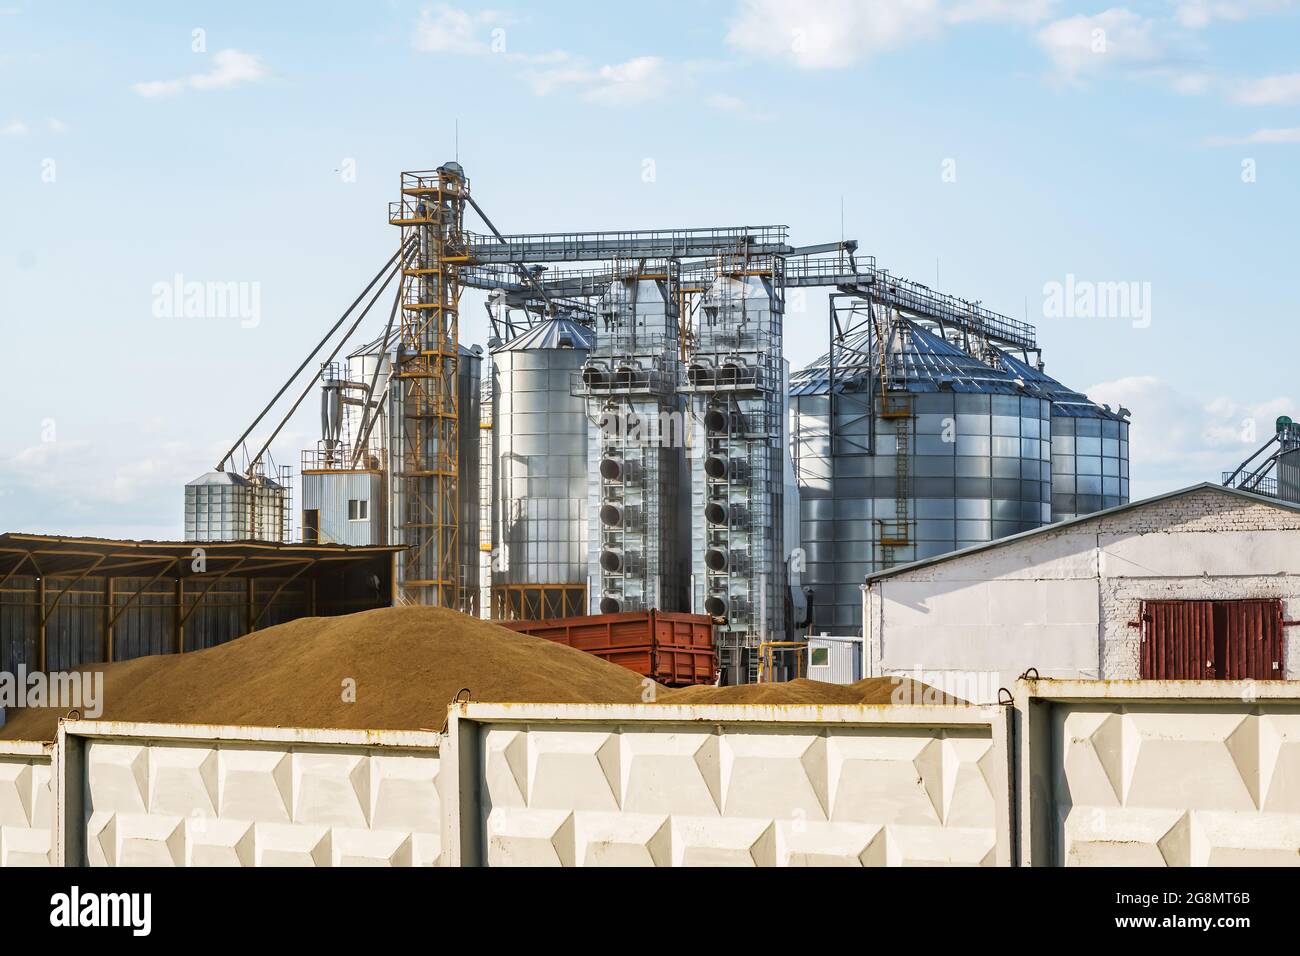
(577, 265, 689, 616)
(685, 261, 787, 678)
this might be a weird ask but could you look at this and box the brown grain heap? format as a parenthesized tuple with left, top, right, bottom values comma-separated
(0, 606, 954, 742)
(0, 606, 652, 742)
(659, 677, 961, 706)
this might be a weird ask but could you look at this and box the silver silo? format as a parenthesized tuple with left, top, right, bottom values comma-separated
(490, 318, 593, 620)
(478, 373, 493, 619)
(685, 270, 786, 680)
(185, 466, 290, 543)
(789, 304, 1052, 632)
(996, 350, 1130, 520)
(578, 270, 688, 616)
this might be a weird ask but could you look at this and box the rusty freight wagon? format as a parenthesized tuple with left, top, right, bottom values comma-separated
(502, 610, 716, 686)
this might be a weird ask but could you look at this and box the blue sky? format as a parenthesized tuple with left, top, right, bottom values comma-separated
(1, 0, 1297, 537)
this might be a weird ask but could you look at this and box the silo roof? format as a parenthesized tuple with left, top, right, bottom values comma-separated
(349, 328, 484, 360)
(186, 471, 252, 488)
(789, 320, 1024, 397)
(995, 349, 1124, 420)
(491, 317, 595, 353)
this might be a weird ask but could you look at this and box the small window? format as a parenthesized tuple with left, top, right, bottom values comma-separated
(348, 499, 369, 521)
(809, 647, 830, 667)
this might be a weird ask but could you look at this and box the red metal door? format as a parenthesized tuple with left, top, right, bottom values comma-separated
(1219, 599, 1284, 679)
(1142, 600, 1214, 679)
(1141, 599, 1283, 679)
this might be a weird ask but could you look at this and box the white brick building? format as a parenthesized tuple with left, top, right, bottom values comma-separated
(863, 483, 1300, 702)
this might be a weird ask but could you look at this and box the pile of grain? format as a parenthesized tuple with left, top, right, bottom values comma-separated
(0, 607, 955, 742)
(660, 677, 961, 706)
(0, 606, 652, 742)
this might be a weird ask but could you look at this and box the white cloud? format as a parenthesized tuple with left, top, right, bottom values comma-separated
(134, 49, 269, 98)
(1085, 375, 1294, 497)
(707, 92, 777, 121)
(946, 0, 1058, 24)
(1035, 8, 1164, 82)
(726, 0, 943, 69)
(527, 55, 672, 106)
(1, 118, 28, 136)
(0, 425, 309, 539)
(724, 0, 1057, 69)
(1169, 71, 1214, 93)
(1174, 0, 1294, 28)
(46, 117, 68, 133)
(413, 4, 510, 54)
(1232, 72, 1300, 104)
(1206, 126, 1300, 145)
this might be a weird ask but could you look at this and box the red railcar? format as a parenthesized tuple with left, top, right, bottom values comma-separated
(502, 610, 716, 686)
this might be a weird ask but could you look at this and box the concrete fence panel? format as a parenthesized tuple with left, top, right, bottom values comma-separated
(443, 703, 1015, 867)
(55, 722, 443, 867)
(1017, 680, 1300, 866)
(0, 739, 56, 867)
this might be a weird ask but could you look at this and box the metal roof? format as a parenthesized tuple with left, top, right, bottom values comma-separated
(863, 482, 1300, 585)
(185, 471, 251, 488)
(995, 349, 1124, 421)
(0, 533, 402, 579)
(789, 319, 1024, 397)
(490, 317, 595, 353)
(185, 470, 286, 490)
(349, 329, 483, 361)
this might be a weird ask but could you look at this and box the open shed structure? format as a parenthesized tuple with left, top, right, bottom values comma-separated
(0, 534, 399, 672)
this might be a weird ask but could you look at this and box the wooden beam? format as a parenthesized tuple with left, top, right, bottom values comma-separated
(177, 557, 249, 627)
(0, 551, 32, 591)
(105, 575, 115, 664)
(175, 576, 184, 654)
(107, 558, 180, 629)
(37, 574, 46, 671)
(250, 561, 314, 629)
(41, 555, 107, 626)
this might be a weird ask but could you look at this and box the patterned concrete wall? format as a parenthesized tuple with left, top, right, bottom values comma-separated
(0, 743, 55, 867)
(461, 706, 1010, 867)
(78, 734, 441, 866)
(1016, 681, 1300, 866)
(1053, 703, 1300, 865)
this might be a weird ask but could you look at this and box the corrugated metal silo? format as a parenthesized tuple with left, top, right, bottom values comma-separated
(996, 350, 1130, 520)
(789, 309, 1052, 632)
(185, 470, 290, 543)
(490, 318, 593, 619)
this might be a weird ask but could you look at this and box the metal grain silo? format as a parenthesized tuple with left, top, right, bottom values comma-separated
(185, 467, 290, 543)
(491, 317, 594, 619)
(995, 349, 1130, 520)
(789, 306, 1052, 632)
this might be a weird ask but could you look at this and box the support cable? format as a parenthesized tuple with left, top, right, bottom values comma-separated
(215, 239, 414, 472)
(350, 267, 407, 469)
(244, 249, 408, 474)
(464, 194, 554, 317)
